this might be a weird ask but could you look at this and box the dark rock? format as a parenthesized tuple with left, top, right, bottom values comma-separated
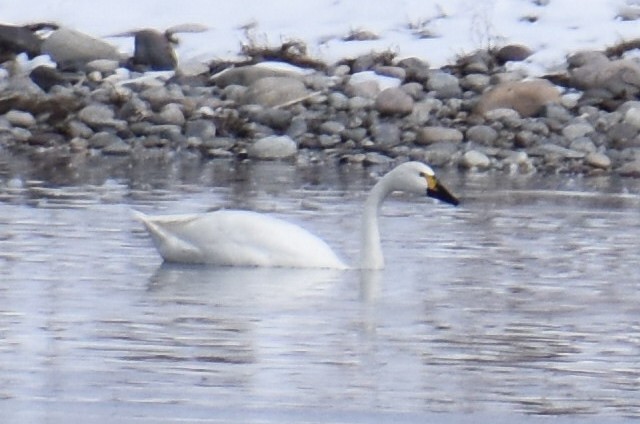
(374, 87, 414, 115)
(495, 44, 533, 64)
(130, 29, 176, 71)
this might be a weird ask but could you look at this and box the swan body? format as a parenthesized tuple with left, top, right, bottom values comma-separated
(135, 161, 458, 269)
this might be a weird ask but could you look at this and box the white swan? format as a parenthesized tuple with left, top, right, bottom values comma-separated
(134, 161, 459, 269)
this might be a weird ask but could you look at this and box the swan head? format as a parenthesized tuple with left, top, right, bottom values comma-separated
(387, 162, 459, 206)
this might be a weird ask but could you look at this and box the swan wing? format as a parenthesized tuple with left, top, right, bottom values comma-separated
(134, 210, 347, 269)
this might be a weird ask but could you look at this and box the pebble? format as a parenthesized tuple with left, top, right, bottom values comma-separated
(0, 39, 638, 177)
(585, 152, 611, 169)
(5, 110, 36, 128)
(417, 126, 464, 145)
(374, 87, 414, 115)
(248, 135, 297, 160)
(461, 150, 491, 170)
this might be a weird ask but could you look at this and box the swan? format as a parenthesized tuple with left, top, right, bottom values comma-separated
(134, 161, 459, 269)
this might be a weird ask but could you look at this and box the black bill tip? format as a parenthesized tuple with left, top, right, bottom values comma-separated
(427, 182, 459, 206)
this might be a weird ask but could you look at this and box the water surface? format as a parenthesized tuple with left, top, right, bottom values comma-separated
(1, 158, 639, 423)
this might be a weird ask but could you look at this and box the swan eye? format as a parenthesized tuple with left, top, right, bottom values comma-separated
(420, 172, 437, 190)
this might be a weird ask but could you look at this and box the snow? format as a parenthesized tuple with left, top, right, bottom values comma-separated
(1, 0, 639, 75)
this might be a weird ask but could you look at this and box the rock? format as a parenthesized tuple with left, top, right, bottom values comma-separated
(42, 27, 123, 70)
(417, 126, 464, 145)
(569, 137, 597, 153)
(155, 103, 185, 126)
(88, 131, 123, 149)
(86, 59, 120, 74)
(374, 65, 406, 80)
(466, 125, 498, 145)
(29, 66, 69, 91)
(78, 104, 127, 130)
(328, 92, 349, 109)
(461, 150, 491, 170)
(422, 141, 459, 166)
(607, 123, 639, 149)
(529, 143, 585, 159)
(562, 122, 594, 140)
(185, 119, 216, 140)
(241, 77, 309, 107)
(475, 79, 561, 117)
(495, 44, 533, 63)
(374, 87, 414, 115)
(248, 135, 297, 159)
(623, 107, 640, 129)
(5, 110, 36, 128)
(130, 29, 176, 71)
(102, 138, 132, 155)
(585, 152, 611, 169)
(617, 159, 640, 177)
(0, 23, 43, 59)
(211, 65, 302, 88)
(570, 55, 640, 98)
(319, 121, 346, 136)
(397, 57, 430, 82)
(371, 123, 401, 148)
(248, 108, 293, 131)
(345, 79, 380, 99)
(461, 74, 491, 92)
(426, 71, 461, 98)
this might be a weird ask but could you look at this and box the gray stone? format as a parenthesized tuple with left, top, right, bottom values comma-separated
(422, 141, 459, 166)
(585, 152, 611, 169)
(67, 120, 94, 139)
(5, 110, 36, 128)
(102, 139, 132, 155)
(241, 77, 309, 107)
(562, 122, 594, 140)
(623, 107, 640, 129)
(211, 65, 301, 88)
(460, 74, 491, 92)
(248, 135, 297, 159)
(417, 126, 464, 145)
(374, 65, 406, 80)
(155, 103, 185, 126)
(78, 104, 127, 130)
(374, 87, 414, 115)
(407, 101, 435, 125)
(466, 125, 498, 145)
(185, 119, 216, 140)
(530, 143, 585, 159)
(607, 123, 639, 149)
(617, 159, 640, 177)
(88, 131, 122, 149)
(426, 71, 461, 98)
(569, 137, 597, 153)
(345, 79, 380, 99)
(319, 121, 346, 135)
(42, 27, 123, 69)
(371, 123, 401, 148)
(328, 92, 350, 110)
(461, 150, 491, 170)
(401, 82, 425, 99)
(348, 96, 374, 111)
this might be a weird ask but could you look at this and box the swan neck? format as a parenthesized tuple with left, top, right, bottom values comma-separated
(359, 177, 392, 269)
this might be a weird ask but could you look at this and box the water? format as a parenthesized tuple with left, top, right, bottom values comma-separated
(1, 157, 639, 423)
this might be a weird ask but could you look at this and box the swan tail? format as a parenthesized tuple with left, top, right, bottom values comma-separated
(132, 210, 204, 263)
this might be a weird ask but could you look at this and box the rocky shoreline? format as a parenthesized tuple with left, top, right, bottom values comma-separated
(1, 25, 640, 179)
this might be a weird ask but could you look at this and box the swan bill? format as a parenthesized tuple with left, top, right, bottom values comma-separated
(427, 180, 459, 206)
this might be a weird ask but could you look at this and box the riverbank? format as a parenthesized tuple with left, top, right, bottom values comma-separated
(1, 37, 640, 180)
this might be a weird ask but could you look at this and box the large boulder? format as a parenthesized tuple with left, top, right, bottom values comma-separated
(475, 79, 561, 117)
(42, 27, 123, 70)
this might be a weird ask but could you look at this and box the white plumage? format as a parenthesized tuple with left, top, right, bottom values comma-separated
(135, 161, 459, 269)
